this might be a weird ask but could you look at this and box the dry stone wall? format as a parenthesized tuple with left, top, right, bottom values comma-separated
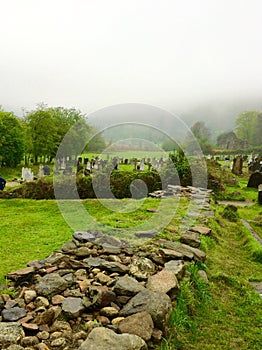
(0, 225, 210, 350)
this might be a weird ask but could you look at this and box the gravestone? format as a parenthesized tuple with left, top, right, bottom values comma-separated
(22, 167, 34, 182)
(231, 156, 243, 175)
(247, 171, 262, 188)
(43, 165, 50, 176)
(258, 184, 262, 204)
(38, 164, 44, 178)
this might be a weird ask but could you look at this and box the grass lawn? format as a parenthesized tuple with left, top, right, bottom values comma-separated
(0, 162, 262, 349)
(0, 196, 189, 284)
(159, 207, 262, 350)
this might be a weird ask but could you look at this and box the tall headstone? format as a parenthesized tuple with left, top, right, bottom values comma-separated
(247, 171, 262, 188)
(38, 164, 44, 178)
(22, 168, 34, 182)
(231, 156, 243, 175)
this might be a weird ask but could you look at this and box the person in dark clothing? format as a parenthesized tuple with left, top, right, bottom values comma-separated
(0, 177, 6, 190)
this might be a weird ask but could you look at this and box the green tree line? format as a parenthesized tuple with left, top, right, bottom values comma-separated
(0, 104, 105, 167)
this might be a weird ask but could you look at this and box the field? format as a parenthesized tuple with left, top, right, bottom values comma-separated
(0, 161, 262, 349)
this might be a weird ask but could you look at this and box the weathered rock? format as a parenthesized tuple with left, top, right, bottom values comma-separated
(112, 317, 125, 325)
(180, 231, 201, 248)
(24, 290, 37, 303)
(2, 307, 27, 321)
(151, 328, 163, 341)
(62, 297, 85, 318)
(73, 231, 96, 242)
(51, 294, 65, 305)
(35, 296, 49, 308)
(102, 244, 121, 254)
(78, 327, 148, 350)
(20, 335, 39, 347)
(190, 225, 211, 236)
(50, 320, 72, 333)
(0, 322, 25, 346)
(120, 290, 172, 330)
(5, 300, 18, 309)
(118, 311, 154, 341)
(37, 331, 50, 340)
(146, 270, 179, 294)
(35, 344, 51, 350)
(75, 246, 92, 257)
(5, 267, 35, 283)
(35, 273, 69, 297)
(21, 322, 39, 331)
(75, 269, 88, 281)
(164, 260, 185, 280)
(50, 337, 67, 347)
(113, 275, 145, 296)
(94, 235, 123, 248)
(84, 257, 107, 267)
(96, 272, 112, 284)
(181, 244, 206, 262)
(100, 306, 118, 317)
(62, 241, 77, 252)
(88, 285, 116, 307)
(158, 240, 206, 261)
(134, 230, 158, 238)
(101, 261, 129, 274)
(34, 308, 55, 325)
(198, 270, 209, 282)
(157, 240, 194, 259)
(129, 257, 156, 280)
(6, 345, 24, 350)
(44, 252, 66, 266)
(159, 248, 183, 259)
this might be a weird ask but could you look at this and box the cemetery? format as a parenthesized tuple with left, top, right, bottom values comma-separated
(1, 2, 262, 347)
(0, 149, 262, 350)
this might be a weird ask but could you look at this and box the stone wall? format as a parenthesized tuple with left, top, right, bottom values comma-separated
(0, 226, 210, 350)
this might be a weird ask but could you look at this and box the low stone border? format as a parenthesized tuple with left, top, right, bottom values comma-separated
(0, 225, 210, 350)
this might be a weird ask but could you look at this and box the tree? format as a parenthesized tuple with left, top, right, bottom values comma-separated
(234, 111, 258, 146)
(0, 111, 25, 167)
(85, 128, 107, 152)
(191, 121, 211, 141)
(253, 112, 262, 147)
(24, 104, 94, 162)
(161, 138, 178, 151)
(186, 121, 213, 154)
(24, 108, 58, 163)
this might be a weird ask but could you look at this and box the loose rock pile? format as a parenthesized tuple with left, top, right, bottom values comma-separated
(0, 227, 210, 350)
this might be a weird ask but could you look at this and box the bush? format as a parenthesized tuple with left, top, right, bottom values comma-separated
(1, 171, 163, 200)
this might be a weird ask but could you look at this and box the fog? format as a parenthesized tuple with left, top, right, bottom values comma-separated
(1, 0, 262, 132)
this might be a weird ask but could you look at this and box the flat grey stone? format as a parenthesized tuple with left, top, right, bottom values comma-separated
(78, 327, 147, 350)
(120, 290, 172, 330)
(35, 272, 69, 297)
(2, 307, 26, 321)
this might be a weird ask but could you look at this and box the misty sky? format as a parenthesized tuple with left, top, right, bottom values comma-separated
(1, 0, 262, 131)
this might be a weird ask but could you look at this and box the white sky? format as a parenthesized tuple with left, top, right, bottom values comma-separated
(1, 0, 262, 127)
